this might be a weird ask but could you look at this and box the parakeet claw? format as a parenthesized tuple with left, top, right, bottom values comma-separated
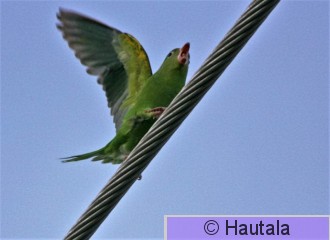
(145, 107, 166, 119)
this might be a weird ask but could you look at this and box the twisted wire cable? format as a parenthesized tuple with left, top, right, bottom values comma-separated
(64, 0, 280, 239)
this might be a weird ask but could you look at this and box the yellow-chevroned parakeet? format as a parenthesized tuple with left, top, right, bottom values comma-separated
(57, 9, 190, 164)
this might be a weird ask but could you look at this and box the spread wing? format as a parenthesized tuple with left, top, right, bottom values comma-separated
(57, 8, 152, 130)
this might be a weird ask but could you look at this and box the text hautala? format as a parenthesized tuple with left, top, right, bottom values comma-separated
(226, 220, 290, 236)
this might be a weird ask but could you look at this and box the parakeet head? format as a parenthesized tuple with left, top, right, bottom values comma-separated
(160, 42, 190, 72)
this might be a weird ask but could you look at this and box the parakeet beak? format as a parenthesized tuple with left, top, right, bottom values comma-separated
(178, 42, 190, 65)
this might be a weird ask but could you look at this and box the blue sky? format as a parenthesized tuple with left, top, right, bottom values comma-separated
(1, 1, 329, 239)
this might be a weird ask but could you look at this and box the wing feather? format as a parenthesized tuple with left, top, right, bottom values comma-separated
(57, 8, 152, 130)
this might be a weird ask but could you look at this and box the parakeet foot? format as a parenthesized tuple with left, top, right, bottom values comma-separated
(145, 107, 166, 119)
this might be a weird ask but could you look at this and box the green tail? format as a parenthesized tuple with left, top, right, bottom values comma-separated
(62, 119, 140, 164)
(61, 146, 107, 163)
(61, 136, 128, 164)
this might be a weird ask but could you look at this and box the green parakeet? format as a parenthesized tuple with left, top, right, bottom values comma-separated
(57, 9, 190, 164)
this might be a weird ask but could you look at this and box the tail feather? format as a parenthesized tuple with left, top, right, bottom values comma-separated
(61, 133, 128, 164)
(61, 147, 105, 163)
(61, 146, 125, 164)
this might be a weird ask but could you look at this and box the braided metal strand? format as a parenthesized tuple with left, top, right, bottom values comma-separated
(64, 0, 280, 239)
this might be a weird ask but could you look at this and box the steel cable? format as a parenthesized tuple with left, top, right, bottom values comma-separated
(64, 0, 280, 239)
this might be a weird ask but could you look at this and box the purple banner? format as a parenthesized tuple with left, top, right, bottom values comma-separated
(166, 216, 329, 240)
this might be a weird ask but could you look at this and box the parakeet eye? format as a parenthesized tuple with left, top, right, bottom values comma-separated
(167, 51, 173, 58)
